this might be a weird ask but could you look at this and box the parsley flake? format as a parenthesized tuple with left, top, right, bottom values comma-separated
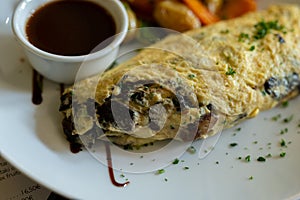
(230, 143, 238, 147)
(253, 20, 285, 40)
(238, 33, 249, 42)
(280, 139, 286, 147)
(280, 152, 286, 157)
(249, 45, 255, 51)
(257, 156, 266, 162)
(282, 101, 289, 108)
(156, 169, 165, 175)
(245, 155, 251, 162)
(283, 115, 293, 123)
(188, 74, 196, 79)
(172, 158, 179, 165)
(226, 67, 236, 76)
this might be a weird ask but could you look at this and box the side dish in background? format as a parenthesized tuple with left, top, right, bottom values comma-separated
(123, 0, 257, 32)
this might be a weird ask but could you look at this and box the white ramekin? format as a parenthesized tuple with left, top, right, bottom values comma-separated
(12, 0, 128, 84)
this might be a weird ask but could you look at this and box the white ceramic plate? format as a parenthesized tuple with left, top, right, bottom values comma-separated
(1, 1, 300, 199)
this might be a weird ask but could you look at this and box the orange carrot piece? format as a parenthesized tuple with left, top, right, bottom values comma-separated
(182, 0, 220, 25)
(219, 0, 257, 19)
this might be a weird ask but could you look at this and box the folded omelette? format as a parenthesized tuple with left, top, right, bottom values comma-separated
(60, 4, 300, 148)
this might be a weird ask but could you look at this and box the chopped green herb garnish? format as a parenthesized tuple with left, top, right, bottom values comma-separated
(271, 114, 281, 121)
(230, 143, 238, 147)
(245, 155, 251, 162)
(238, 33, 250, 42)
(253, 20, 285, 40)
(266, 153, 272, 158)
(170, 125, 175, 129)
(220, 29, 230, 34)
(188, 74, 196, 79)
(282, 101, 289, 108)
(249, 45, 255, 51)
(183, 167, 189, 170)
(226, 67, 236, 76)
(283, 115, 293, 123)
(280, 152, 286, 157)
(253, 141, 258, 144)
(172, 158, 179, 165)
(236, 127, 242, 131)
(120, 174, 125, 178)
(238, 157, 242, 160)
(249, 176, 253, 180)
(257, 156, 266, 162)
(215, 161, 219, 164)
(280, 128, 288, 135)
(164, 178, 168, 182)
(156, 169, 165, 175)
(280, 139, 286, 147)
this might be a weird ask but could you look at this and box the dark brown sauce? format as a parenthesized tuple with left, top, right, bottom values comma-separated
(60, 83, 65, 96)
(105, 142, 130, 187)
(70, 142, 82, 154)
(32, 69, 43, 105)
(26, 0, 116, 56)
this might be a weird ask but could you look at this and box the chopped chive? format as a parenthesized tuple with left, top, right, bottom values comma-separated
(280, 139, 286, 147)
(257, 156, 266, 162)
(249, 45, 255, 51)
(156, 169, 165, 175)
(230, 143, 238, 147)
(283, 115, 293, 123)
(238, 33, 249, 42)
(282, 101, 289, 108)
(271, 114, 281, 121)
(220, 29, 230, 34)
(188, 74, 196, 79)
(172, 158, 179, 165)
(280, 152, 286, 157)
(266, 153, 272, 158)
(183, 167, 189, 170)
(245, 155, 251, 162)
(226, 67, 236, 76)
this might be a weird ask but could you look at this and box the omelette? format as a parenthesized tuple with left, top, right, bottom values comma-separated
(60, 4, 300, 148)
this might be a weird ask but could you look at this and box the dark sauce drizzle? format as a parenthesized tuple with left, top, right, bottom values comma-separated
(32, 69, 43, 105)
(70, 142, 82, 154)
(105, 142, 130, 187)
(60, 83, 65, 96)
(32, 71, 127, 187)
